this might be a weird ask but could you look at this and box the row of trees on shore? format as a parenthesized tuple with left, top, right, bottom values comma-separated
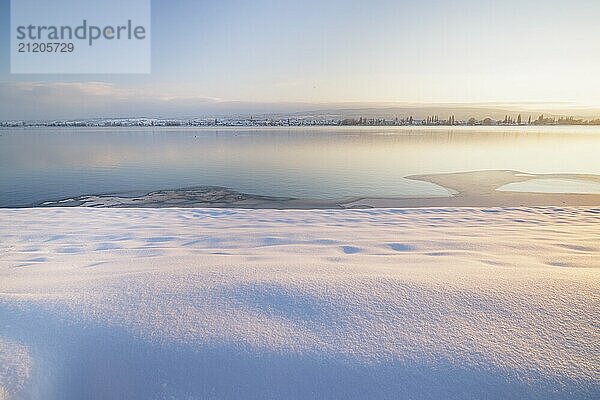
(341, 114, 600, 126)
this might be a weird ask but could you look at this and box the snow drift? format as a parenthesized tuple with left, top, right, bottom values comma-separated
(0, 207, 598, 399)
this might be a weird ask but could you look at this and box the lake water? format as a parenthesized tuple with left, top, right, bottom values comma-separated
(1, 126, 599, 207)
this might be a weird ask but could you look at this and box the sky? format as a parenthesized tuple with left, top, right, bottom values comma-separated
(1, 0, 600, 119)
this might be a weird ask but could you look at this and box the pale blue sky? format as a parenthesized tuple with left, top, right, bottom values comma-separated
(1, 0, 600, 119)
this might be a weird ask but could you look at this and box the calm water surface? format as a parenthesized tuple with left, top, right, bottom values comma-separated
(1, 126, 599, 207)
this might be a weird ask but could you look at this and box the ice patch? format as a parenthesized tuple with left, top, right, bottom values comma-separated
(497, 178, 600, 194)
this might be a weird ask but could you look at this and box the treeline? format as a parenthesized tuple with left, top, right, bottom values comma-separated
(4, 114, 600, 128)
(341, 114, 600, 126)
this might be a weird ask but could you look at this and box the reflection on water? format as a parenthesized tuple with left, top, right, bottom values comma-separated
(1, 126, 599, 207)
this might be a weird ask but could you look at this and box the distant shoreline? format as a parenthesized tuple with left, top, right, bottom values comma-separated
(2, 114, 600, 128)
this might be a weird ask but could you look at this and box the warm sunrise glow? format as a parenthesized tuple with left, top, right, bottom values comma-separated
(2, 0, 600, 119)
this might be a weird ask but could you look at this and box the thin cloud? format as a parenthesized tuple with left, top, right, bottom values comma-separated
(2, 82, 600, 121)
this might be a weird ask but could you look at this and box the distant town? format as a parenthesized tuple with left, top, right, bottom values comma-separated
(1, 114, 600, 128)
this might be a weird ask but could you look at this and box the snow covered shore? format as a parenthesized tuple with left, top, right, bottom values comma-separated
(0, 207, 598, 399)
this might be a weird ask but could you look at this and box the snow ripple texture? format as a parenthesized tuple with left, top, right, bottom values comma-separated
(0, 207, 598, 399)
